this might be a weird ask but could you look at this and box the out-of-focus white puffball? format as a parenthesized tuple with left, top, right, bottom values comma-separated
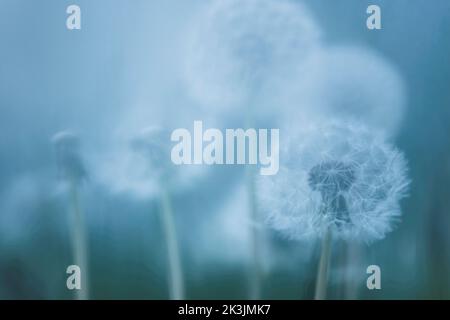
(184, 0, 321, 119)
(282, 46, 407, 137)
(93, 126, 207, 199)
(51, 131, 87, 184)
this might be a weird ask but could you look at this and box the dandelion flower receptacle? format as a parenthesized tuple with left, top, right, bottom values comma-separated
(257, 121, 410, 298)
(52, 130, 89, 300)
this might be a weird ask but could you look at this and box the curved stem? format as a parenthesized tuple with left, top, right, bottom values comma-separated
(244, 100, 263, 300)
(314, 228, 332, 300)
(69, 181, 89, 300)
(160, 187, 184, 300)
(247, 166, 262, 299)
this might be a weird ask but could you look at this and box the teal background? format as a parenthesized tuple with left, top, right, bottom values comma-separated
(0, 0, 449, 299)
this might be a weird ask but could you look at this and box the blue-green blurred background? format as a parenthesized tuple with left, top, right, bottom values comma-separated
(0, 0, 450, 299)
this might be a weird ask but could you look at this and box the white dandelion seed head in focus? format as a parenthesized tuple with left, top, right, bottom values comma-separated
(283, 46, 406, 137)
(184, 0, 321, 112)
(257, 121, 410, 243)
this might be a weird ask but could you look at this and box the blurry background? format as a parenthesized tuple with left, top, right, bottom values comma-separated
(0, 0, 449, 299)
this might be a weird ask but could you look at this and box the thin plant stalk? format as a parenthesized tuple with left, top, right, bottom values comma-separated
(314, 228, 332, 300)
(245, 100, 263, 299)
(247, 165, 262, 299)
(69, 180, 89, 300)
(160, 186, 184, 300)
(344, 243, 360, 299)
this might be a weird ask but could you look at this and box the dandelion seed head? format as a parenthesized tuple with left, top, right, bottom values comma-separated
(185, 0, 321, 111)
(283, 46, 406, 137)
(131, 126, 173, 180)
(51, 130, 86, 183)
(257, 121, 410, 243)
(95, 126, 206, 199)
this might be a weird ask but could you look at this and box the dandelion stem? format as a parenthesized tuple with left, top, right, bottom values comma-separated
(244, 99, 263, 299)
(160, 187, 184, 300)
(314, 228, 332, 300)
(344, 243, 360, 299)
(247, 166, 262, 299)
(69, 180, 89, 300)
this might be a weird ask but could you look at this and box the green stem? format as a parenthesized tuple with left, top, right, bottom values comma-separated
(160, 187, 184, 300)
(247, 166, 262, 299)
(314, 228, 332, 300)
(69, 181, 89, 300)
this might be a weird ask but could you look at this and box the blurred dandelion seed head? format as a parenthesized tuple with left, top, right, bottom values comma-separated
(95, 126, 207, 199)
(257, 121, 411, 243)
(131, 126, 173, 182)
(51, 130, 86, 184)
(185, 0, 321, 112)
(283, 46, 406, 136)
